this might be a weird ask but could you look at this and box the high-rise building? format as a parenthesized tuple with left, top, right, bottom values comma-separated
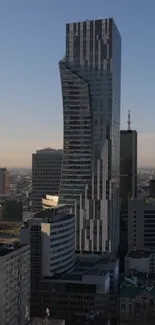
(127, 198, 155, 250)
(59, 18, 121, 252)
(0, 167, 9, 194)
(120, 111, 137, 200)
(32, 148, 63, 212)
(0, 243, 30, 325)
(0, 197, 23, 221)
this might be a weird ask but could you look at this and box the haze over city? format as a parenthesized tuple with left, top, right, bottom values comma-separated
(0, 0, 155, 168)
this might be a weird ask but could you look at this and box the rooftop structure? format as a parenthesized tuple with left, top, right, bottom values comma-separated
(42, 195, 59, 209)
(125, 249, 155, 274)
(126, 249, 153, 259)
(0, 243, 24, 256)
(120, 274, 155, 324)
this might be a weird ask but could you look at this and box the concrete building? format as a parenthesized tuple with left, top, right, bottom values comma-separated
(31, 252, 118, 318)
(125, 250, 155, 274)
(120, 122, 137, 200)
(0, 243, 30, 325)
(119, 273, 155, 325)
(32, 148, 63, 212)
(128, 198, 155, 250)
(59, 18, 121, 253)
(0, 197, 23, 221)
(0, 168, 9, 195)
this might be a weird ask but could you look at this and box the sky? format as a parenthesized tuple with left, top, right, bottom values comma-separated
(0, 0, 155, 168)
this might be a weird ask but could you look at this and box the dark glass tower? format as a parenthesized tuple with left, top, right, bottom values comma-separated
(120, 129, 137, 199)
(59, 18, 121, 252)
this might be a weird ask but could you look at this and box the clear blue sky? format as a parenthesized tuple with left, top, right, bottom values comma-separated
(0, 0, 155, 167)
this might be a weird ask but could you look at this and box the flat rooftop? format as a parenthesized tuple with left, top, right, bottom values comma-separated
(0, 243, 27, 257)
(66, 314, 108, 325)
(126, 250, 153, 258)
(31, 318, 64, 325)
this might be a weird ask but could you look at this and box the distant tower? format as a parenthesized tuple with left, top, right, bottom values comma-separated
(0, 167, 9, 195)
(127, 110, 131, 131)
(32, 149, 63, 212)
(120, 111, 137, 199)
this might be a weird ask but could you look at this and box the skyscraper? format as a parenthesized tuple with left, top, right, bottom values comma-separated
(120, 111, 137, 199)
(32, 148, 63, 212)
(59, 18, 121, 252)
(0, 167, 9, 194)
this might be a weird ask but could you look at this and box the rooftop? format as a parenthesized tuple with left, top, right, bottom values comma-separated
(0, 243, 27, 257)
(31, 318, 65, 325)
(36, 148, 63, 154)
(120, 281, 155, 298)
(66, 314, 109, 325)
(126, 250, 153, 258)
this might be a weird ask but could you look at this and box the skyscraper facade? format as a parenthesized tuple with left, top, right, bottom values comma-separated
(32, 148, 63, 212)
(59, 18, 121, 252)
(120, 129, 137, 199)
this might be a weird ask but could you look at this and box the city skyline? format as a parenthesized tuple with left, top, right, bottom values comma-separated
(0, 0, 155, 168)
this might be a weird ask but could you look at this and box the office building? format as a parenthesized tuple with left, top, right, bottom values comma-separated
(0, 243, 30, 325)
(127, 198, 155, 250)
(120, 273, 155, 325)
(32, 148, 63, 212)
(120, 111, 137, 200)
(0, 167, 9, 195)
(0, 196, 23, 221)
(150, 179, 155, 198)
(20, 207, 119, 319)
(59, 18, 121, 252)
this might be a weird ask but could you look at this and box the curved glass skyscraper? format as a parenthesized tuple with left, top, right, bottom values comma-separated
(59, 18, 121, 253)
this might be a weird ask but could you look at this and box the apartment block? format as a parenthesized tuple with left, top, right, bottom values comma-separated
(120, 273, 155, 324)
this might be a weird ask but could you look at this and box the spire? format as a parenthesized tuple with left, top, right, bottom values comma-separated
(127, 110, 131, 131)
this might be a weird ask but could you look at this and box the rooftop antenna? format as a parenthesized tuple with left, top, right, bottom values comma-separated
(127, 110, 131, 131)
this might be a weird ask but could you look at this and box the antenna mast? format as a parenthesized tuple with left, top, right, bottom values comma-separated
(127, 110, 131, 131)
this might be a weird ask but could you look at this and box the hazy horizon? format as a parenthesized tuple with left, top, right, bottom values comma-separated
(0, 1, 155, 168)
(1, 132, 155, 169)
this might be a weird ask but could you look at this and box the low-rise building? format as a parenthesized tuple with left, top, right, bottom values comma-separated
(31, 251, 118, 318)
(119, 275, 155, 324)
(125, 250, 155, 274)
(0, 243, 30, 325)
